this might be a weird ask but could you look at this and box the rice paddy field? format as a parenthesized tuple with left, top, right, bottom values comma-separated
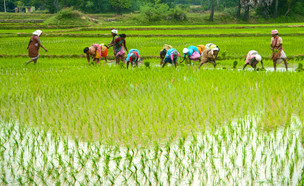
(1, 21, 304, 185)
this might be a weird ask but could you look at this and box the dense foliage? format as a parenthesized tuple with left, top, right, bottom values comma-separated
(1, 0, 304, 21)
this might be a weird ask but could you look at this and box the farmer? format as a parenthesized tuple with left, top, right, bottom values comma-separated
(25, 30, 48, 65)
(243, 50, 264, 70)
(197, 45, 206, 55)
(180, 46, 200, 64)
(160, 44, 173, 65)
(162, 48, 179, 68)
(126, 49, 141, 69)
(114, 34, 128, 64)
(106, 29, 118, 51)
(198, 47, 219, 69)
(83, 44, 108, 64)
(271, 29, 288, 71)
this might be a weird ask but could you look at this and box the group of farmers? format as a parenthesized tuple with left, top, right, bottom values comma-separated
(26, 29, 288, 71)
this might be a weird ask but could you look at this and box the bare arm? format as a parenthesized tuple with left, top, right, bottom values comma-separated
(37, 37, 47, 52)
(86, 53, 90, 63)
(123, 40, 128, 53)
(27, 40, 31, 49)
(260, 60, 264, 68)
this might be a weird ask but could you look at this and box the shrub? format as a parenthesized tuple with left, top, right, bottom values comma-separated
(140, 2, 186, 22)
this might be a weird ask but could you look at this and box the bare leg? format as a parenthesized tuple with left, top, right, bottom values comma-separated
(127, 61, 130, 69)
(25, 58, 36, 65)
(198, 61, 208, 69)
(116, 56, 120, 64)
(273, 59, 277, 71)
(162, 62, 167, 68)
(122, 56, 126, 64)
(283, 59, 288, 71)
(104, 57, 108, 63)
(243, 64, 249, 70)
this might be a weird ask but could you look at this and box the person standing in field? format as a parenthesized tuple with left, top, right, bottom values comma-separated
(114, 34, 128, 64)
(162, 48, 179, 68)
(126, 49, 140, 69)
(83, 44, 108, 64)
(26, 30, 47, 65)
(243, 50, 264, 70)
(180, 46, 200, 64)
(198, 48, 219, 69)
(106, 29, 118, 52)
(160, 44, 173, 65)
(271, 29, 288, 71)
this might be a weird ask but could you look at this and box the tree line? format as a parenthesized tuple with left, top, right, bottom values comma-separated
(1, 0, 303, 21)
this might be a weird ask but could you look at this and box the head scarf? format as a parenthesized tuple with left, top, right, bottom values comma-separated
(254, 54, 262, 62)
(111, 29, 118, 34)
(183, 48, 189, 54)
(271, 30, 278, 35)
(173, 50, 178, 57)
(211, 47, 219, 55)
(33, 30, 42, 36)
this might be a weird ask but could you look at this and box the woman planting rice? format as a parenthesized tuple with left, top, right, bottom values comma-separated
(243, 50, 264, 70)
(160, 44, 173, 65)
(126, 49, 140, 69)
(162, 48, 179, 68)
(180, 46, 200, 64)
(271, 29, 288, 71)
(114, 34, 128, 64)
(26, 30, 47, 65)
(83, 44, 108, 64)
(198, 47, 219, 69)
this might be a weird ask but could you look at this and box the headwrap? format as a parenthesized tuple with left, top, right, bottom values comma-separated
(173, 50, 178, 57)
(254, 54, 262, 62)
(211, 47, 219, 55)
(271, 30, 278, 35)
(211, 47, 219, 52)
(33, 30, 42, 36)
(111, 29, 118, 34)
(183, 48, 189, 54)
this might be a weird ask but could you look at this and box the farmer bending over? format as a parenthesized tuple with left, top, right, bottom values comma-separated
(83, 44, 108, 64)
(160, 44, 173, 65)
(162, 49, 179, 68)
(126, 49, 140, 69)
(198, 48, 219, 69)
(243, 50, 264, 70)
(180, 46, 200, 64)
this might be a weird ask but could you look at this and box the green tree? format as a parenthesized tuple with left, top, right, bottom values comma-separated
(109, 0, 132, 15)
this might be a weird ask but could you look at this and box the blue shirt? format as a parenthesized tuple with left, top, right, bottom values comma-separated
(184, 46, 199, 57)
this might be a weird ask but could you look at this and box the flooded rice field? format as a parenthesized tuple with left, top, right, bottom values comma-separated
(1, 115, 303, 185)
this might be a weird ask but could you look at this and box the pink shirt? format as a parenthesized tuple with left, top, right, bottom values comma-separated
(245, 50, 258, 64)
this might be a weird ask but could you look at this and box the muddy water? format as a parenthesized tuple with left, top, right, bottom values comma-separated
(1, 115, 303, 185)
